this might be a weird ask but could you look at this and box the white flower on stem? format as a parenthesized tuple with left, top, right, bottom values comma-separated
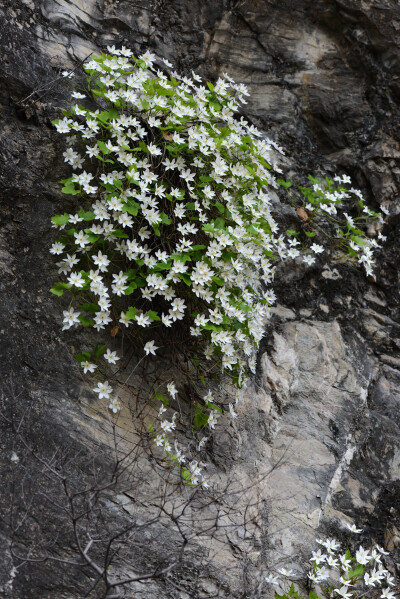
(323, 538, 340, 554)
(303, 254, 316, 266)
(81, 361, 97, 374)
(386, 574, 395, 586)
(310, 549, 327, 564)
(207, 410, 219, 430)
(278, 568, 294, 577)
(265, 574, 279, 585)
(50, 242, 65, 255)
(158, 405, 167, 418)
(144, 340, 158, 356)
(310, 243, 324, 254)
(92, 250, 110, 273)
(93, 381, 113, 399)
(228, 403, 237, 419)
(381, 590, 396, 599)
(355, 546, 371, 565)
(108, 398, 121, 413)
(327, 555, 339, 569)
(167, 382, 178, 399)
(104, 349, 120, 364)
(62, 308, 80, 330)
(346, 523, 362, 533)
(335, 587, 353, 599)
(155, 434, 165, 447)
(68, 272, 85, 288)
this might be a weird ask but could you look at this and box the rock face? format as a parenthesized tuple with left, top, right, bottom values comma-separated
(1, 0, 400, 597)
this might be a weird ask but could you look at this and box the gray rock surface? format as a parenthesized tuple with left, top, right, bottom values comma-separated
(1, 0, 400, 597)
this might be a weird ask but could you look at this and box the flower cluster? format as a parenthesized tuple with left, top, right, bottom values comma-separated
(297, 175, 386, 276)
(153, 386, 209, 487)
(265, 524, 397, 599)
(50, 47, 386, 471)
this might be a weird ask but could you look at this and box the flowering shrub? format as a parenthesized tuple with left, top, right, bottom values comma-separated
(265, 524, 398, 599)
(50, 48, 387, 484)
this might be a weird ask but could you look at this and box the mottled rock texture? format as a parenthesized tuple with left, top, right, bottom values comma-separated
(1, 0, 400, 597)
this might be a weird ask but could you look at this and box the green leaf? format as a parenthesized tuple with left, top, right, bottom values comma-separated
(309, 592, 320, 599)
(151, 261, 172, 272)
(74, 351, 91, 363)
(160, 212, 171, 225)
(122, 200, 140, 216)
(178, 273, 192, 286)
(97, 140, 111, 154)
(286, 229, 299, 236)
(205, 402, 222, 413)
(79, 302, 100, 313)
(305, 231, 317, 237)
(78, 210, 95, 221)
(126, 306, 137, 320)
(347, 564, 364, 578)
(50, 282, 70, 296)
(350, 235, 366, 247)
(194, 406, 209, 428)
(78, 315, 94, 327)
(93, 344, 107, 357)
(147, 310, 161, 321)
(182, 469, 192, 481)
(52, 214, 70, 226)
(288, 583, 302, 599)
(61, 184, 80, 196)
(214, 217, 225, 230)
(278, 178, 293, 189)
(215, 202, 225, 214)
(124, 282, 137, 295)
(206, 81, 214, 92)
(212, 276, 224, 286)
(112, 230, 129, 238)
(154, 391, 169, 406)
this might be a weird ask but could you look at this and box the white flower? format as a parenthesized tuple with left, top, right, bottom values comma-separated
(50, 242, 65, 255)
(108, 398, 121, 413)
(167, 382, 178, 399)
(265, 574, 279, 585)
(310, 243, 324, 254)
(355, 546, 371, 565)
(303, 254, 316, 266)
(81, 361, 97, 374)
(335, 587, 353, 599)
(228, 403, 237, 419)
(104, 349, 120, 364)
(62, 308, 80, 330)
(207, 410, 219, 430)
(10, 452, 19, 463)
(310, 549, 327, 564)
(144, 340, 158, 356)
(278, 568, 294, 577)
(346, 523, 362, 534)
(93, 381, 113, 399)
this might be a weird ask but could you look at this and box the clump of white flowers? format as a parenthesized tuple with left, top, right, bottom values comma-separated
(50, 48, 387, 483)
(265, 525, 398, 599)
